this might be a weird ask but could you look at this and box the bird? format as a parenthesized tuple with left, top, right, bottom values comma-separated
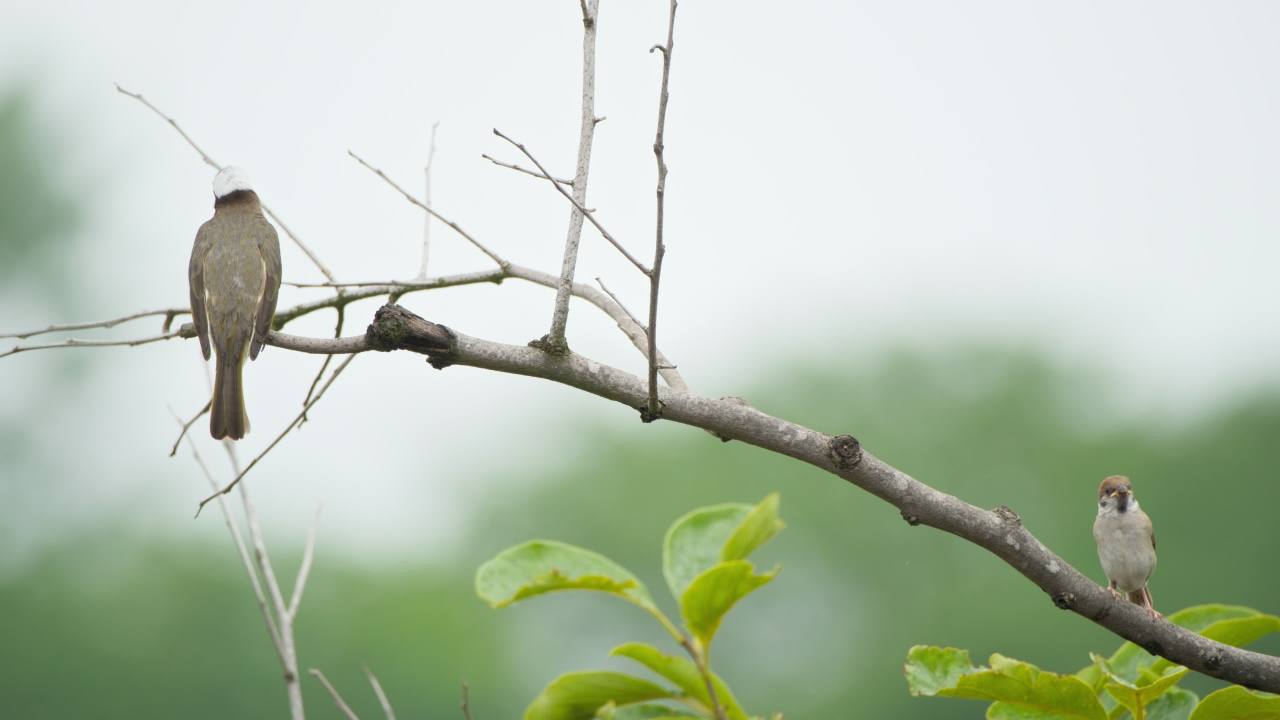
(188, 166, 282, 440)
(1092, 475, 1160, 619)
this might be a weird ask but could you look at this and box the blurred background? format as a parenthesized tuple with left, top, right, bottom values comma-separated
(2, 1, 1279, 717)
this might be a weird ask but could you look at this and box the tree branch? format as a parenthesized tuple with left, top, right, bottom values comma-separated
(310, 669, 361, 720)
(167, 303, 1280, 692)
(0, 307, 187, 340)
(481, 153, 573, 185)
(196, 355, 357, 515)
(493, 128, 651, 278)
(543, 0, 598, 350)
(420, 120, 440, 280)
(348, 150, 508, 270)
(364, 665, 397, 720)
(645, 0, 678, 420)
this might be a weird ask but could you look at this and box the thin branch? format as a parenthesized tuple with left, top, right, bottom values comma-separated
(301, 304, 345, 425)
(460, 682, 473, 720)
(274, 269, 505, 327)
(365, 666, 397, 720)
(0, 307, 188, 340)
(222, 442, 305, 718)
(196, 354, 356, 515)
(595, 278, 645, 332)
(680, 637, 725, 720)
(168, 400, 211, 457)
(310, 669, 362, 720)
(492, 129, 651, 277)
(645, 0, 678, 420)
(1, 331, 183, 359)
(115, 83, 336, 283)
(288, 503, 322, 618)
(202, 305, 1280, 692)
(348, 150, 508, 270)
(179, 423, 287, 669)
(481, 153, 573, 185)
(420, 121, 440, 280)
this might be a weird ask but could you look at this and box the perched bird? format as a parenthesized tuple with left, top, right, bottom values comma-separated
(1092, 475, 1160, 619)
(188, 167, 282, 440)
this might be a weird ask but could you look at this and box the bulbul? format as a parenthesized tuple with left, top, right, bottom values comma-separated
(189, 167, 282, 440)
(1093, 475, 1160, 619)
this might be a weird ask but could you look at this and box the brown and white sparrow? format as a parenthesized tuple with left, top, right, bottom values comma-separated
(1093, 475, 1160, 619)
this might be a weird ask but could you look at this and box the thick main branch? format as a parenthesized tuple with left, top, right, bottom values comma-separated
(182, 305, 1280, 693)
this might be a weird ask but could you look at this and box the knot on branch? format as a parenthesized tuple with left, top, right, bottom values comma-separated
(529, 334, 570, 356)
(827, 434, 863, 470)
(900, 509, 921, 526)
(1201, 648, 1225, 671)
(1051, 591, 1076, 610)
(639, 402, 664, 423)
(993, 505, 1022, 526)
(366, 304, 456, 368)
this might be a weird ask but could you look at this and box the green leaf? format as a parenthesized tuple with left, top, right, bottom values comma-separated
(1145, 687, 1198, 720)
(594, 702, 700, 720)
(721, 493, 785, 563)
(905, 646, 1106, 720)
(523, 671, 676, 720)
(1100, 605, 1280, 681)
(680, 560, 777, 649)
(1103, 666, 1189, 719)
(476, 540, 655, 611)
(1187, 686, 1280, 720)
(663, 503, 752, 599)
(612, 642, 749, 720)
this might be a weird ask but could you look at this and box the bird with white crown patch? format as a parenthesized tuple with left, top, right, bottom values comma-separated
(1093, 475, 1161, 620)
(188, 167, 282, 440)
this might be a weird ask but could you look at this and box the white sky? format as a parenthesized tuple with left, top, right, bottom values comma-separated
(2, 1, 1279, 558)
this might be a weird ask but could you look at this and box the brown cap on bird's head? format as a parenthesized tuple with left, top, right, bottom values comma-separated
(1098, 475, 1132, 498)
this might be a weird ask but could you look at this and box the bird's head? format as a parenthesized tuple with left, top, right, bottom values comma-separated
(213, 166, 254, 201)
(1098, 474, 1135, 514)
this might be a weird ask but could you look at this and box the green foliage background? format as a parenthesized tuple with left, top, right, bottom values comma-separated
(2, 88, 1278, 718)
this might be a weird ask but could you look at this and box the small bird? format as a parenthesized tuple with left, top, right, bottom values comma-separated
(1093, 475, 1160, 619)
(188, 167, 282, 440)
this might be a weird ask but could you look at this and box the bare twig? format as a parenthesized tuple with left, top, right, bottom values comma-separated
(310, 669, 361, 720)
(1, 331, 183, 359)
(288, 504, 322, 617)
(222, 442, 305, 718)
(168, 400, 211, 457)
(644, 0, 678, 420)
(115, 83, 336, 283)
(0, 307, 187, 340)
(348, 150, 508, 270)
(420, 121, 440, 280)
(178, 422, 287, 668)
(460, 682, 473, 720)
(481, 153, 573, 185)
(196, 354, 356, 515)
(544, 0, 599, 348)
(493, 129, 651, 277)
(301, 304, 346, 425)
(595, 278, 645, 331)
(365, 666, 397, 720)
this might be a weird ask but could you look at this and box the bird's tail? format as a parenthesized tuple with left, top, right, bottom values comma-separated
(210, 344, 250, 440)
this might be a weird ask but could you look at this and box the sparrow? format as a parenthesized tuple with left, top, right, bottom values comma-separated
(189, 167, 282, 440)
(1092, 475, 1160, 619)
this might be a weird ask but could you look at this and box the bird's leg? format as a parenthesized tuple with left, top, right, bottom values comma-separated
(1106, 580, 1124, 600)
(1140, 586, 1162, 620)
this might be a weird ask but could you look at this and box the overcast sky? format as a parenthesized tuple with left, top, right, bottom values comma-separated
(3, 1, 1279, 558)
